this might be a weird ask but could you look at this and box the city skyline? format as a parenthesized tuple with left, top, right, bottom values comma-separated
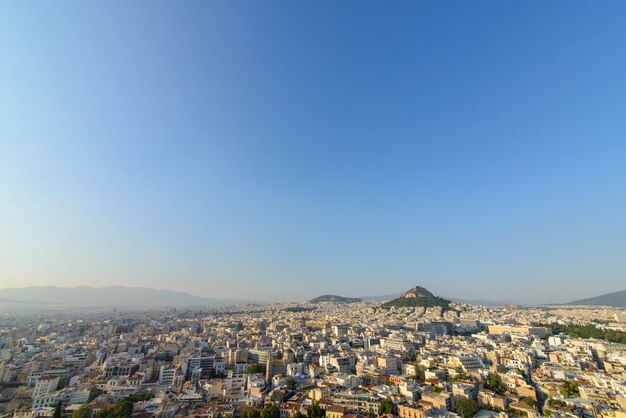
(2, 1, 626, 304)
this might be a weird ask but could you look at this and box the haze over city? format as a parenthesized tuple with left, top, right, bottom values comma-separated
(2, 1, 626, 305)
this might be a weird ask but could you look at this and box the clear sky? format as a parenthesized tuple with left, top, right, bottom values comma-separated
(1, 1, 626, 304)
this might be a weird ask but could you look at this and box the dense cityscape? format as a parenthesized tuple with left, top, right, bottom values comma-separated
(1, 287, 625, 418)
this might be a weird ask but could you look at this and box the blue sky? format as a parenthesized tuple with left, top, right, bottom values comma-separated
(1, 1, 626, 304)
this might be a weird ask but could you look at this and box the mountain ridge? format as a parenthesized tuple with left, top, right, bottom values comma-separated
(0, 286, 264, 308)
(309, 295, 362, 303)
(565, 289, 626, 307)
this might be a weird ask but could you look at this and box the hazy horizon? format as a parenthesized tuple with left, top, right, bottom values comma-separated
(0, 282, 622, 307)
(2, 1, 626, 305)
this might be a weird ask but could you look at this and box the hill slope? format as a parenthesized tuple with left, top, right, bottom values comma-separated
(566, 289, 626, 307)
(383, 286, 451, 309)
(309, 295, 362, 303)
(0, 286, 262, 308)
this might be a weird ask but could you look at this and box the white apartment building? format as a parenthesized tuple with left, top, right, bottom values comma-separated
(449, 353, 484, 372)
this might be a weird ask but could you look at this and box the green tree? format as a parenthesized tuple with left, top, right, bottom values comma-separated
(414, 363, 426, 381)
(454, 398, 478, 418)
(247, 364, 266, 374)
(242, 410, 261, 418)
(71, 404, 91, 418)
(126, 394, 154, 403)
(93, 393, 154, 418)
(484, 373, 506, 395)
(261, 405, 279, 418)
(308, 400, 324, 418)
(53, 401, 64, 418)
(533, 323, 626, 345)
(286, 378, 297, 390)
(561, 381, 580, 397)
(547, 398, 566, 408)
(378, 398, 395, 415)
(521, 397, 536, 407)
(451, 373, 470, 382)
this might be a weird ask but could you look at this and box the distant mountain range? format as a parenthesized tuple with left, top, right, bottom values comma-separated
(0, 286, 263, 308)
(4, 285, 603, 310)
(383, 286, 452, 309)
(309, 295, 362, 303)
(565, 289, 626, 307)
